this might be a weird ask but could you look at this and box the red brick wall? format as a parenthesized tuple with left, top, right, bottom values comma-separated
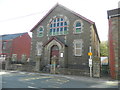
(11, 33, 31, 61)
(108, 19, 116, 79)
(107, 8, 119, 79)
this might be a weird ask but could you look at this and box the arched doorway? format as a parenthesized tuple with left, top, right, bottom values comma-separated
(50, 45, 59, 65)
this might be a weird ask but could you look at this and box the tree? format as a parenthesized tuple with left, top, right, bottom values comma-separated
(100, 41, 108, 57)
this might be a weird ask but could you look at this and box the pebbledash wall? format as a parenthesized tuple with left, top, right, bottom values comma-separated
(30, 4, 101, 77)
(107, 8, 120, 79)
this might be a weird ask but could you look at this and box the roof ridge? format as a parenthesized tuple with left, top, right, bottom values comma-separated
(1, 32, 28, 40)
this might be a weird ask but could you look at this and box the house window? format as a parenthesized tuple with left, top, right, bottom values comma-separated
(37, 26, 44, 37)
(74, 40, 83, 56)
(21, 54, 26, 62)
(12, 54, 17, 61)
(49, 17, 68, 36)
(36, 42, 43, 55)
(2, 41, 7, 49)
(73, 20, 83, 33)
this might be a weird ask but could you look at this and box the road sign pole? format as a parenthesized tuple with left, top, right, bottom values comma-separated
(89, 46, 92, 77)
(89, 46, 92, 59)
(90, 66, 92, 77)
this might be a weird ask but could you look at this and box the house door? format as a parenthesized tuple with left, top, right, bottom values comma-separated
(50, 45, 59, 65)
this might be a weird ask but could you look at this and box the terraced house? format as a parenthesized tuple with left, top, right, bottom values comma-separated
(0, 32, 31, 63)
(30, 4, 100, 77)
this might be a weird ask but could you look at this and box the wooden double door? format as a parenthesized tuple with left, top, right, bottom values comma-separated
(50, 45, 59, 65)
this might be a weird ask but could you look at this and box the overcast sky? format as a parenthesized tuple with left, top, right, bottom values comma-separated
(0, 0, 119, 41)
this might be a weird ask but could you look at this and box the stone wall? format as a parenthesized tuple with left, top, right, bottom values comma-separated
(5, 63, 35, 72)
(53, 68, 90, 76)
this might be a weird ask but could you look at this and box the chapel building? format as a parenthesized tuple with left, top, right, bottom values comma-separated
(30, 4, 100, 77)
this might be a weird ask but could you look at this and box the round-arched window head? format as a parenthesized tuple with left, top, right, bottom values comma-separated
(37, 26, 44, 37)
(73, 20, 83, 34)
(47, 15, 69, 36)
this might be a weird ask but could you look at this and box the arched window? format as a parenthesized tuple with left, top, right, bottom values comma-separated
(73, 39, 83, 56)
(49, 17, 68, 36)
(37, 26, 44, 37)
(74, 20, 83, 33)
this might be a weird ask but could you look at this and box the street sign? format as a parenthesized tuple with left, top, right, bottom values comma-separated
(89, 58, 92, 77)
(88, 52, 92, 56)
(89, 59, 92, 67)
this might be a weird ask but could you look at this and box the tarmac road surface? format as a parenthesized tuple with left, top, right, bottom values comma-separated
(0, 70, 119, 89)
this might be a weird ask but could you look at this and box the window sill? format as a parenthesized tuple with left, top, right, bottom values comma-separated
(37, 36, 43, 37)
(49, 34, 68, 36)
(74, 55, 82, 57)
(73, 32, 82, 34)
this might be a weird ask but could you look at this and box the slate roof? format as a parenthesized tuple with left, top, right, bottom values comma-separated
(0, 32, 27, 41)
(107, 8, 120, 19)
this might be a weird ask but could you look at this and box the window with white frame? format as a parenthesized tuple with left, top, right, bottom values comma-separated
(2, 41, 7, 49)
(74, 40, 83, 56)
(12, 54, 17, 61)
(21, 54, 26, 62)
(36, 42, 43, 55)
(37, 26, 44, 37)
(73, 20, 83, 33)
(48, 16, 69, 36)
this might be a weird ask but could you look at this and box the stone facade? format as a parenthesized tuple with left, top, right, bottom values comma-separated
(30, 4, 100, 77)
(107, 8, 120, 79)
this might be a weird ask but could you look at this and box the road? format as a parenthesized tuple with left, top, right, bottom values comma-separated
(0, 71, 119, 89)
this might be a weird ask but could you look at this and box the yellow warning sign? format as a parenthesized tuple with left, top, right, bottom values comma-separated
(88, 52, 92, 56)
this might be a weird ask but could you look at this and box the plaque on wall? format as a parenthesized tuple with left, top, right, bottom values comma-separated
(60, 53, 63, 57)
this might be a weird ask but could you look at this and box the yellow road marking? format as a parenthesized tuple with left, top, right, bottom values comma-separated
(105, 81, 118, 86)
(20, 76, 54, 81)
(45, 78, 69, 84)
